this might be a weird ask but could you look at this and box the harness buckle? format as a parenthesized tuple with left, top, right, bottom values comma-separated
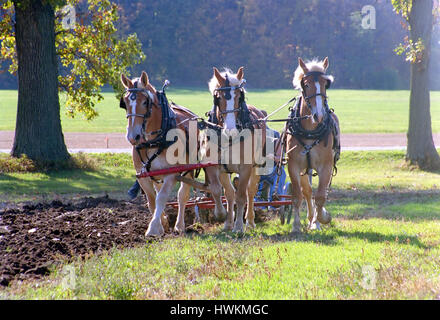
(301, 145, 312, 156)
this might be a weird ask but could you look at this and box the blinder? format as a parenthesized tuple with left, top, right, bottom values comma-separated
(301, 71, 331, 92)
(120, 82, 154, 119)
(120, 96, 126, 109)
(210, 79, 252, 131)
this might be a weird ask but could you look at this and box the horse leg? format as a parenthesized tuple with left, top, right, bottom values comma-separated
(287, 164, 303, 234)
(233, 166, 252, 233)
(205, 167, 227, 222)
(245, 169, 260, 229)
(300, 174, 320, 230)
(219, 172, 235, 231)
(315, 166, 333, 225)
(174, 181, 191, 234)
(145, 175, 176, 237)
(138, 178, 156, 212)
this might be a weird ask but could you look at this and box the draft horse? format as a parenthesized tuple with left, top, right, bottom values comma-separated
(285, 57, 340, 233)
(200, 67, 267, 233)
(120, 71, 199, 236)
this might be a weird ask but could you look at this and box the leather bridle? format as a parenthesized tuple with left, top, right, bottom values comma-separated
(211, 77, 251, 131)
(300, 71, 331, 118)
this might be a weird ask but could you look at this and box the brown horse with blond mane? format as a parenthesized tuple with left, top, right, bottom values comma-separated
(120, 71, 203, 236)
(199, 67, 268, 233)
(285, 57, 340, 233)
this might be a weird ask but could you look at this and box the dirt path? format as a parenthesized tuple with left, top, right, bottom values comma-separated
(1, 131, 439, 150)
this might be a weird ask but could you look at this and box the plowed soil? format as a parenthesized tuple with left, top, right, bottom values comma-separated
(0, 195, 271, 287)
(0, 196, 186, 287)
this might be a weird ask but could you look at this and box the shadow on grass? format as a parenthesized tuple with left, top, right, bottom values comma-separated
(0, 169, 135, 198)
(189, 221, 428, 249)
(327, 188, 440, 221)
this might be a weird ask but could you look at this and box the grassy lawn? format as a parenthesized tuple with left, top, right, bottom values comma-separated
(1, 150, 440, 299)
(1, 150, 439, 201)
(0, 153, 135, 202)
(1, 89, 440, 134)
(2, 202, 440, 300)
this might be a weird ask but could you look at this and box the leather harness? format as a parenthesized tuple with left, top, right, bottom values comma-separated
(120, 82, 178, 174)
(286, 71, 340, 176)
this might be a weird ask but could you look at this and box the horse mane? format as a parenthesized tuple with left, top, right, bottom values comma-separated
(292, 59, 334, 90)
(129, 76, 157, 100)
(208, 68, 246, 95)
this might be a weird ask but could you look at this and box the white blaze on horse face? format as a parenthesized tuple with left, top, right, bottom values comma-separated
(314, 81, 324, 121)
(126, 98, 142, 144)
(147, 91, 154, 102)
(224, 90, 237, 130)
(130, 99, 137, 127)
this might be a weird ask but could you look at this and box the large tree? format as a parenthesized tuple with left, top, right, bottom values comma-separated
(0, 0, 144, 164)
(393, 0, 440, 170)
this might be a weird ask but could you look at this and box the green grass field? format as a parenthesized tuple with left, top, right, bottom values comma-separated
(1, 150, 440, 299)
(1, 150, 439, 201)
(2, 88, 440, 300)
(1, 89, 440, 133)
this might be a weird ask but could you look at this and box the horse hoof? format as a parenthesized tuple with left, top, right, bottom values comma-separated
(215, 211, 227, 223)
(145, 220, 164, 237)
(317, 208, 332, 225)
(291, 222, 302, 234)
(308, 221, 321, 231)
(173, 224, 185, 234)
(223, 222, 234, 231)
(246, 221, 256, 229)
(145, 229, 163, 237)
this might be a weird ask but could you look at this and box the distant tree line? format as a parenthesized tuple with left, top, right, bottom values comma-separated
(1, 0, 439, 90)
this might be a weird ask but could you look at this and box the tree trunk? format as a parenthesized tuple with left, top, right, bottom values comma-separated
(11, 0, 70, 163)
(406, 0, 440, 170)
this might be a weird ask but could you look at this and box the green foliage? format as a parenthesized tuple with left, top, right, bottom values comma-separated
(0, 1, 16, 74)
(391, 0, 412, 21)
(0, 0, 145, 120)
(114, 0, 412, 90)
(391, 0, 432, 65)
(394, 37, 426, 63)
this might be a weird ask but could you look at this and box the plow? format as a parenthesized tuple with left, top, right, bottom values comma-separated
(136, 162, 293, 223)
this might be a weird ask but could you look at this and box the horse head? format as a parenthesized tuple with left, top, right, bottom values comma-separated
(209, 67, 246, 136)
(293, 57, 334, 124)
(120, 71, 159, 146)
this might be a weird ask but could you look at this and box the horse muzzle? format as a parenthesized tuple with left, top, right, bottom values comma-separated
(127, 125, 144, 146)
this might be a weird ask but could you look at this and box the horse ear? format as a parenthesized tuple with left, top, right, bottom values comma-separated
(140, 71, 149, 87)
(121, 74, 133, 89)
(298, 58, 308, 73)
(120, 96, 126, 109)
(237, 66, 244, 81)
(323, 57, 329, 72)
(213, 67, 225, 86)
